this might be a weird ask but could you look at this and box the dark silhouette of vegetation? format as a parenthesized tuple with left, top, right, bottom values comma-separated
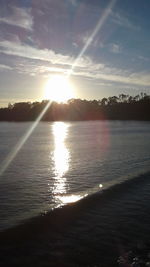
(0, 93, 150, 121)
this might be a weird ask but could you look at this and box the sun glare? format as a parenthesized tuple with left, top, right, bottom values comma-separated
(44, 74, 74, 103)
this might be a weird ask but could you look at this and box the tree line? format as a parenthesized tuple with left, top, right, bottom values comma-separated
(0, 93, 150, 121)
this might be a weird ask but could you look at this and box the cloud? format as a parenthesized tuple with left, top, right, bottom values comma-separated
(0, 39, 72, 65)
(0, 38, 150, 88)
(93, 71, 150, 87)
(80, 31, 102, 49)
(109, 43, 121, 54)
(73, 64, 150, 87)
(0, 6, 33, 30)
(69, 0, 78, 6)
(111, 11, 140, 31)
(0, 39, 97, 69)
(0, 64, 12, 71)
(138, 55, 149, 62)
(15, 63, 68, 77)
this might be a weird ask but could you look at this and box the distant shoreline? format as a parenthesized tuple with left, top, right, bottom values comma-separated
(0, 118, 150, 122)
(0, 94, 150, 121)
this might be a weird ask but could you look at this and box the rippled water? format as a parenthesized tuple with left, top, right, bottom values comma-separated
(0, 120, 150, 231)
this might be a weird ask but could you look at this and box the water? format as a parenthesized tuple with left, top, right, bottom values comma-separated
(0, 121, 150, 266)
(0, 120, 150, 231)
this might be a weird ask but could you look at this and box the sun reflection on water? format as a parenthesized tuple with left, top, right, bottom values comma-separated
(52, 122, 70, 196)
(58, 194, 88, 204)
(51, 122, 88, 205)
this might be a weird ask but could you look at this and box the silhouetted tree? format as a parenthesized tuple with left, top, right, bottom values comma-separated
(0, 93, 149, 121)
(101, 98, 108, 106)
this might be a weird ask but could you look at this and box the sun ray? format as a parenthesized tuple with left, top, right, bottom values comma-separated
(68, 0, 117, 76)
(0, 101, 51, 177)
(0, 0, 116, 177)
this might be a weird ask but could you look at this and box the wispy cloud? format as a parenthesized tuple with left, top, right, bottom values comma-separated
(138, 55, 150, 62)
(78, 68, 150, 87)
(69, 0, 78, 7)
(0, 39, 96, 69)
(109, 43, 122, 54)
(0, 6, 33, 31)
(0, 64, 12, 71)
(111, 11, 140, 31)
(80, 31, 103, 49)
(73, 62, 150, 87)
(0, 38, 150, 88)
(0, 39, 73, 65)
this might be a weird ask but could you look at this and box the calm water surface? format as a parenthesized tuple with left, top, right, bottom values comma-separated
(0, 120, 150, 231)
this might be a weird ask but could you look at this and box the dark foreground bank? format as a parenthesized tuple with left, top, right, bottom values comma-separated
(0, 171, 150, 267)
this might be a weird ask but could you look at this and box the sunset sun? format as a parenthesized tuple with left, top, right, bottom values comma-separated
(44, 74, 74, 103)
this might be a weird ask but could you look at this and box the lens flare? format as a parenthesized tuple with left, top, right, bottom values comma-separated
(0, 101, 51, 177)
(44, 74, 74, 103)
(68, 0, 117, 76)
(0, 0, 116, 177)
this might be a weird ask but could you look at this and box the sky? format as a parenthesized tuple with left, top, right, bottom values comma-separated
(0, 0, 150, 107)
